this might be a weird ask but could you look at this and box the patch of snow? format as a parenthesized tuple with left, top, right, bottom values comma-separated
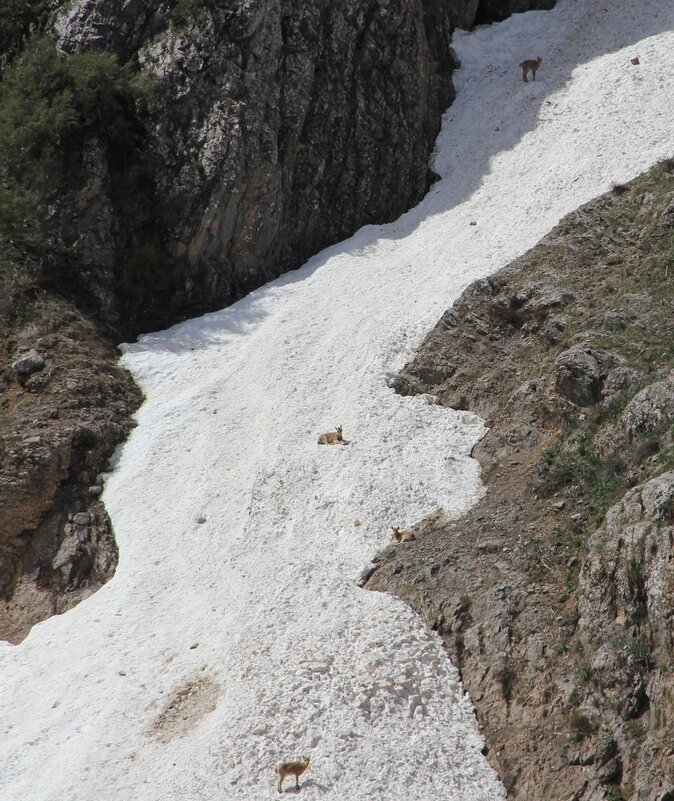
(2, 1, 673, 799)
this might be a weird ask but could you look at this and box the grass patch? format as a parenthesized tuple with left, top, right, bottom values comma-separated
(169, 0, 219, 25)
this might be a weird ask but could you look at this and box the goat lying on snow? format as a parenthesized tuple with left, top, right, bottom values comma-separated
(317, 425, 344, 445)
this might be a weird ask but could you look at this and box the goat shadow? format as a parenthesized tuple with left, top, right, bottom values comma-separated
(281, 778, 332, 793)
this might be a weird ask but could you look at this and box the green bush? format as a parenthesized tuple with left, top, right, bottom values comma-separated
(0, 34, 161, 317)
(170, 0, 219, 25)
(0, 0, 53, 63)
(626, 638, 653, 671)
(570, 710, 597, 740)
(0, 37, 150, 232)
(603, 789, 626, 801)
(626, 719, 647, 745)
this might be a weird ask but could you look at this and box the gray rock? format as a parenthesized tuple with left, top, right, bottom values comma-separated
(51, 0, 461, 331)
(542, 316, 567, 344)
(601, 366, 643, 403)
(595, 756, 621, 784)
(554, 347, 604, 406)
(619, 292, 653, 313)
(641, 471, 674, 521)
(47, 0, 555, 334)
(594, 737, 617, 767)
(11, 349, 45, 377)
(618, 372, 674, 436)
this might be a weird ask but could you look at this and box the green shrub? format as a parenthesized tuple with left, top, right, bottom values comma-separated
(570, 711, 596, 740)
(0, 34, 163, 320)
(626, 638, 653, 671)
(626, 719, 647, 745)
(170, 0, 219, 25)
(0, 38, 142, 238)
(0, 0, 53, 64)
(561, 604, 580, 627)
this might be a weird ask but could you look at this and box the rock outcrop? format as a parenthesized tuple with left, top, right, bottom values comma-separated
(367, 159, 674, 801)
(0, 301, 142, 643)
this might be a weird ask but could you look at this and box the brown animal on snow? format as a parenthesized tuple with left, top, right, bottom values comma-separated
(277, 756, 310, 793)
(391, 526, 415, 543)
(318, 425, 343, 445)
(630, 56, 640, 65)
(520, 56, 543, 82)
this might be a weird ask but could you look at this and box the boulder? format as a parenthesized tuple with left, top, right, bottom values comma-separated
(554, 347, 603, 406)
(601, 366, 643, 403)
(618, 372, 674, 437)
(11, 349, 45, 377)
(641, 471, 674, 521)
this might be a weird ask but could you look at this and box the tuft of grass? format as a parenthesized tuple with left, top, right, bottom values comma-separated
(626, 719, 647, 746)
(603, 788, 627, 801)
(625, 638, 653, 672)
(561, 604, 580, 628)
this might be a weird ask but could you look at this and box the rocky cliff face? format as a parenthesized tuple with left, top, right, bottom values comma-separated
(46, 0, 554, 334)
(49, 0, 460, 333)
(366, 159, 674, 801)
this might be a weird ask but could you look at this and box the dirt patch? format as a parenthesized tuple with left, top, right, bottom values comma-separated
(148, 674, 220, 744)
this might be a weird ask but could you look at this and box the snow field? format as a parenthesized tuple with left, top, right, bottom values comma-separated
(1, 1, 673, 799)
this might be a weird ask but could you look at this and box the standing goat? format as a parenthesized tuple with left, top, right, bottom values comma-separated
(317, 425, 343, 445)
(277, 756, 311, 793)
(520, 56, 543, 81)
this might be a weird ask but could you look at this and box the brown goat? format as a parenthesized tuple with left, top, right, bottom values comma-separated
(317, 425, 343, 445)
(391, 526, 416, 543)
(277, 756, 310, 793)
(520, 56, 543, 82)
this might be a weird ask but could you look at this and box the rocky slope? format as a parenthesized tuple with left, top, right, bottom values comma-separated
(0, 0, 553, 639)
(365, 160, 674, 801)
(0, 295, 142, 642)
